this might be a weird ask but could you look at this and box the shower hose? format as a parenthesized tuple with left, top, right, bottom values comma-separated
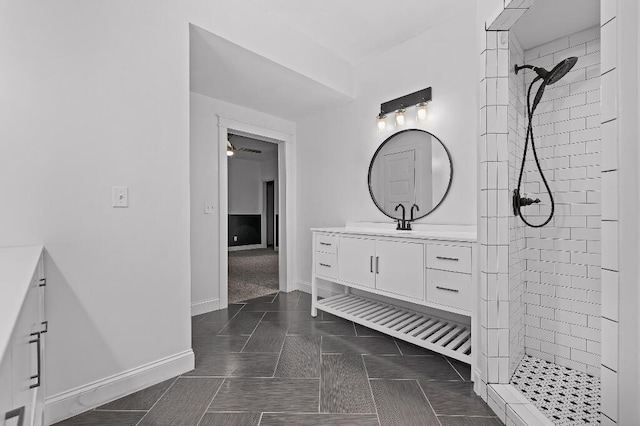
(514, 77, 555, 228)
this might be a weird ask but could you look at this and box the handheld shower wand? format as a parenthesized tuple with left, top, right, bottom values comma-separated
(512, 57, 578, 228)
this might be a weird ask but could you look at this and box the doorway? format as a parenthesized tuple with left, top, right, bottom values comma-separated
(217, 116, 296, 309)
(226, 134, 280, 303)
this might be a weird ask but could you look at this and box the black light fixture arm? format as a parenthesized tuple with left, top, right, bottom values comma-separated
(380, 87, 432, 116)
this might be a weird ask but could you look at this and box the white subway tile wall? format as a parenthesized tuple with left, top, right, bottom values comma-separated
(517, 26, 602, 376)
(508, 31, 527, 379)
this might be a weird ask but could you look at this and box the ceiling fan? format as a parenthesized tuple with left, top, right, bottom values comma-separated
(227, 135, 262, 157)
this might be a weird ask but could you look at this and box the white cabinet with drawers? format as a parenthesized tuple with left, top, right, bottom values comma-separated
(311, 225, 477, 366)
(0, 246, 46, 426)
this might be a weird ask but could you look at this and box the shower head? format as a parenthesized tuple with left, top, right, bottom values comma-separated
(514, 57, 578, 85)
(547, 57, 578, 84)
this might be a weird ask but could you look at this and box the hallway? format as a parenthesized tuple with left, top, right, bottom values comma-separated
(228, 248, 279, 303)
(54, 291, 499, 426)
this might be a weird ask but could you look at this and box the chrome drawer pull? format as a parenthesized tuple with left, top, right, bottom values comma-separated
(436, 256, 459, 262)
(436, 286, 459, 293)
(319, 263, 331, 268)
(320, 242, 332, 246)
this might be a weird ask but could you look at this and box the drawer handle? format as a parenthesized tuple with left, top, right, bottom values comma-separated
(5, 406, 25, 426)
(320, 242, 332, 246)
(370, 256, 373, 273)
(436, 285, 459, 293)
(29, 332, 41, 389)
(376, 256, 379, 274)
(319, 263, 331, 268)
(436, 256, 459, 262)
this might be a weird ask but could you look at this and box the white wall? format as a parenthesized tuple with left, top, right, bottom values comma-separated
(1, 0, 314, 420)
(295, 8, 478, 286)
(229, 159, 263, 214)
(189, 92, 294, 313)
(0, 0, 201, 404)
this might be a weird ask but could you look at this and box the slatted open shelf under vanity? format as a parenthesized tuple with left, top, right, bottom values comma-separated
(317, 293, 471, 364)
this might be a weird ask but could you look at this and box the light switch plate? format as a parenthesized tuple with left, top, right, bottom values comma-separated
(112, 187, 128, 208)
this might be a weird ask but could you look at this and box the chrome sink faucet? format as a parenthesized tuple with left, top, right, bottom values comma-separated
(395, 203, 411, 230)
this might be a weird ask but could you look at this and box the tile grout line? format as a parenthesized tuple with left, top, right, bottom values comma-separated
(195, 377, 226, 426)
(444, 357, 467, 381)
(416, 379, 444, 426)
(271, 316, 291, 377)
(238, 311, 268, 353)
(361, 353, 382, 426)
(133, 376, 180, 426)
(317, 334, 322, 414)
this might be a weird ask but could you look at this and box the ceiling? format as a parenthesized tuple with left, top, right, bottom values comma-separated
(228, 134, 278, 162)
(190, 25, 353, 121)
(512, 0, 600, 50)
(244, 0, 468, 65)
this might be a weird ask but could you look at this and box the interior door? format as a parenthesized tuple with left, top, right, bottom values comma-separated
(337, 236, 375, 289)
(382, 150, 416, 214)
(375, 240, 424, 300)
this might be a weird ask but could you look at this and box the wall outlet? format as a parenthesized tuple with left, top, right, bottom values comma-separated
(233, 235, 238, 242)
(204, 203, 215, 214)
(112, 187, 128, 208)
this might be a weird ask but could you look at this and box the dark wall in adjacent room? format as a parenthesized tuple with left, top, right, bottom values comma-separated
(228, 214, 261, 247)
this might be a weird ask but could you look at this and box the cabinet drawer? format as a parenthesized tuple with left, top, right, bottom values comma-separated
(426, 269, 471, 312)
(315, 234, 338, 254)
(316, 252, 338, 280)
(426, 244, 471, 273)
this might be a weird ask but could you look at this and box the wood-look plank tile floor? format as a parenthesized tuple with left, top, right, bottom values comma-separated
(54, 291, 502, 426)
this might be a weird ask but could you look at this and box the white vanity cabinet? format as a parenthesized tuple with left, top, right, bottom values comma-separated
(337, 236, 424, 300)
(0, 246, 46, 426)
(311, 226, 477, 365)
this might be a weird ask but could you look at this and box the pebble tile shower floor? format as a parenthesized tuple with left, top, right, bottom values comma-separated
(54, 291, 501, 426)
(511, 355, 601, 425)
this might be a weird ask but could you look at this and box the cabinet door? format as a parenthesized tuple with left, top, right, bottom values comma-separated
(337, 237, 375, 289)
(375, 240, 424, 300)
(11, 279, 40, 426)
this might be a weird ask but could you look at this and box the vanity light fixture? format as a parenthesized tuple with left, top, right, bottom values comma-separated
(376, 113, 387, 131)
(376, 87, 432, 131)
(416, 102, 428, 121)
(395, 109, 405, 126)
(226, 140, 234, 156)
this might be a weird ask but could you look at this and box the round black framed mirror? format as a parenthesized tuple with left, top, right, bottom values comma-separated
(368, 129, 453, 221)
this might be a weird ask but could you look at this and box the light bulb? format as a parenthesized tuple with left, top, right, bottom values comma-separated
(227, 149, 234, 157)
(376, 114, 386, 131)
(395, 109, 405, 126)
(417, 102, 428, 121)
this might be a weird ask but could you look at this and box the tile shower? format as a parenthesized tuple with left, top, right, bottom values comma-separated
(508, 26, 603, 424)
(476, 1, 619, 423)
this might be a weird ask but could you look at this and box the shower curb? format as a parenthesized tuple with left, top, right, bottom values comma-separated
(487, 383, 554, 426)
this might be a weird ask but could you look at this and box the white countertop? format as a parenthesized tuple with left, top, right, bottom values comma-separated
(0, 245, 43, 362)
(312, 222, 477, 243)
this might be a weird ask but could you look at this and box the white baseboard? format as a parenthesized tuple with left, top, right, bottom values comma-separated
(45, 349, 194, 425)
(294, 280, 340, 299)
(191, 297, 220, 316)
(228, 244, 265, 252)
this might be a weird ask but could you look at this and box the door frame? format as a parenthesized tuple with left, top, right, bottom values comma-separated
(217, 116, 296, 309)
